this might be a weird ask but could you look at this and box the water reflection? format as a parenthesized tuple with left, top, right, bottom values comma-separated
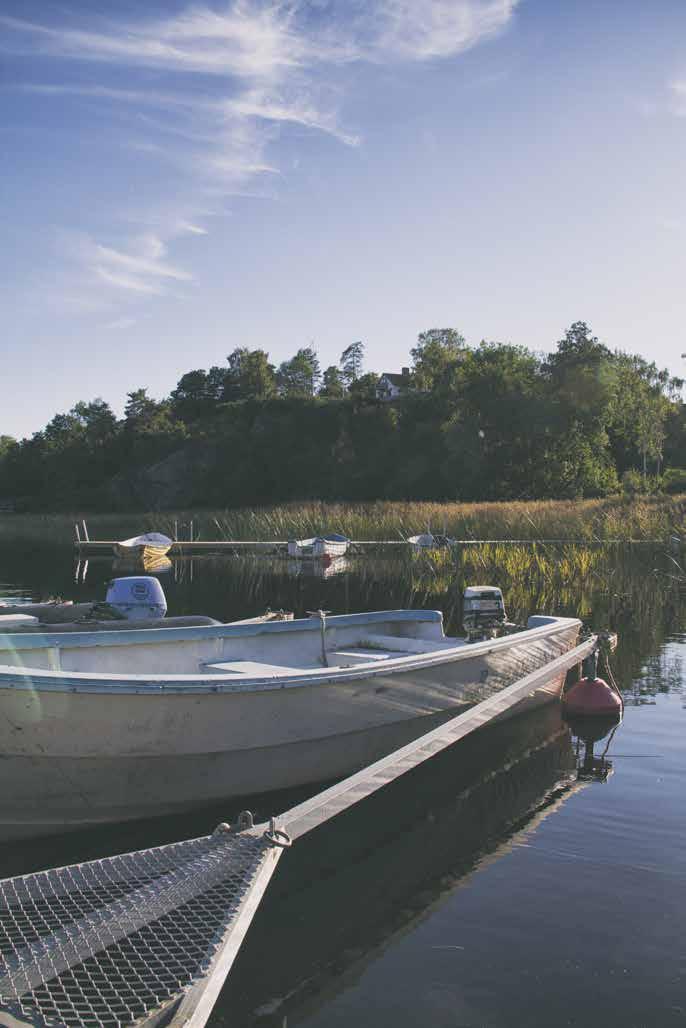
(214, 704, 581, 1027)
(1, 540, 684, 684)
(0, 540, 684, 1026)
(564, 712, 622, 783)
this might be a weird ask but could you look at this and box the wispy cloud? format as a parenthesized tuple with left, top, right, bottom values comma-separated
(372, 0, 517, 61)
(3, 1, 518, 310)
(0, 5, 309, 79)
(62, 232, 193, 299)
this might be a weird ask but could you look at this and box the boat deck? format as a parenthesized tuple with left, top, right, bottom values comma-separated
(0, 610, 458, 678)
(199, 634, 469, 676)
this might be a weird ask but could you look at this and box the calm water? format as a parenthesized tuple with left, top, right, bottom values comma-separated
(0, 541, 684, 1028)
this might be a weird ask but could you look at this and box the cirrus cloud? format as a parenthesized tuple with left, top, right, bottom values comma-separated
(2, 1, 518, 304)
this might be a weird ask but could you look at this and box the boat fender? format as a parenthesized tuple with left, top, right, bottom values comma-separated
(562, 675, 622, 717)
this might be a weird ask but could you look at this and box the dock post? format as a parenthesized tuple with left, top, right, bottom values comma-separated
(82, 519, 89, 542)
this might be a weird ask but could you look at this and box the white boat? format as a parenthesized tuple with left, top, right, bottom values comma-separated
(287, 534, 349, 559)
(408, 533, 456, 551)
(0, 600, 581, 840)
(114, 532, 172, 561)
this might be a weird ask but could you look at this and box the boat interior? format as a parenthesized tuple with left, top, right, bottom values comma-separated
(0, 610, 477, 678)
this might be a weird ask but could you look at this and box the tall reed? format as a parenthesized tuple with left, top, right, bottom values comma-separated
(0, 496, 683, 545)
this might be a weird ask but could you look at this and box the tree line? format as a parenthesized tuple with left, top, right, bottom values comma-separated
(0, 323, 683, 511)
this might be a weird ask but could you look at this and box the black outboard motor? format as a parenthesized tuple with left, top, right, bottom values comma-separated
(462, 586, 506, 640)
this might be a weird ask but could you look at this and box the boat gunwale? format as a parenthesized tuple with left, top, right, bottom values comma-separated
(0, 616, 581, 696)
(0, 609, 444, 652)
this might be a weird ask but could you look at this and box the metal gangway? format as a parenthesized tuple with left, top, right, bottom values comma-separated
(0, 637, 597, 1028)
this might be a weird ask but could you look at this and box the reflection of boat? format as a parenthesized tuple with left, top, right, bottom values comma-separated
(0, 606, 580, 840)
(112, 554, 172, 574)
(287, 534, 349, 559)
(287, 556, 350, 578)
(113, 532, 172, 561)
(215, 704, 580, 1026)
(408, 533, 456, 551)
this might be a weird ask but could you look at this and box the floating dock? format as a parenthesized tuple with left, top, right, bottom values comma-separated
(73, 538, 667, 556)
(0, 636, 597, 1028)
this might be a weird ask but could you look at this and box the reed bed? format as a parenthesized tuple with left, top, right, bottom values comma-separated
(173, 496, 686, 543)
(171, 497, 685, 545)
(0, 496, 684, 545)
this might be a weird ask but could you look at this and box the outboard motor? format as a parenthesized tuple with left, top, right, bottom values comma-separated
(463, 586, 506, 640)
(105, 577, 167, 621)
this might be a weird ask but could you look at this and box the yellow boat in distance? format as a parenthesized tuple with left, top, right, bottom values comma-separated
(113, 532, 172, 562)
(112, 553, 172, 574)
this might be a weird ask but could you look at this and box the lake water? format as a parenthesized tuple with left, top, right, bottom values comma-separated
(0, 540, 684, 1028)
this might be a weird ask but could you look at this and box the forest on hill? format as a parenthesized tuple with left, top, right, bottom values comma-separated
(1, 322, 684, 512)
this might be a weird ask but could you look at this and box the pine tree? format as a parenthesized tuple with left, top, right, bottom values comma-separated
(340, 341, 364, 385)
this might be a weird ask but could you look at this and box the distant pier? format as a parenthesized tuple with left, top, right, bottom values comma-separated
(73, 537, 668, 556)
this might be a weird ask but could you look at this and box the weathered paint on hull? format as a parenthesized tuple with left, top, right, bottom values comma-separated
(0, 629, 575, 840)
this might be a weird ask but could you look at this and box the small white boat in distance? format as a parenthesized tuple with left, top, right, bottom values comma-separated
(0, 591, 582, 840)
(287, 533, 349, 559)
(408, 533, 456, 551)
(114, 532, 172, 561)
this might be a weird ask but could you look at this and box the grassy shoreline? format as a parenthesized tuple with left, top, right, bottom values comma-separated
(0, 496, 684, 545)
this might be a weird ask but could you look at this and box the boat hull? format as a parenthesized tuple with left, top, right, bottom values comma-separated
(113, 543, 171, 561)
(0, 676, 567, 842)
(0, 618, 578, 840)
(287, 538, 348, 559)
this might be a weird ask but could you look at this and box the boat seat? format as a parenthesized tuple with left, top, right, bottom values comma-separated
(359, 633, 464, 654)
(328, 648, 394, 667)
(201, 660, 305, 677)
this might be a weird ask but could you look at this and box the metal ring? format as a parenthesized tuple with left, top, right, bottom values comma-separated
(263, 827, 292, 848)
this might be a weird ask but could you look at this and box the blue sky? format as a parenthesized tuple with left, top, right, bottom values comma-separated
(2, 0, 685, 439)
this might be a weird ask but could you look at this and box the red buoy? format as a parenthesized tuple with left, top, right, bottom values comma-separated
(563, 676, 622, 716)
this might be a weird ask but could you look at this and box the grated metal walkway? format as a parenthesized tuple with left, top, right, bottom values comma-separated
(0, 829, 281, 1028)
(0, 636, 598, 1028)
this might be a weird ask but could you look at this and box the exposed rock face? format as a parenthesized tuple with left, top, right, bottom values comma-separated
(107, 444, 217, 510)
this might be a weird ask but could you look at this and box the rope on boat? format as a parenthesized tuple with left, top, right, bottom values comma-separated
(0, 634, 599, 1028)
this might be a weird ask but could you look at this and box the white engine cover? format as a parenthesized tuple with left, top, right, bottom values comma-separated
(105, 577, 167, 620)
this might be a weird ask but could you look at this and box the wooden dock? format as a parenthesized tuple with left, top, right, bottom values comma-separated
(74, 537, 668, 556)
(0, 635, 600, 1028)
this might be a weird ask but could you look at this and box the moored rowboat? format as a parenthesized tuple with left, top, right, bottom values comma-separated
(114, 532, 172, 561)
(287, 534, 349, 559)
(408, 533, 456, 551)
(0, 607, 581, 840)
